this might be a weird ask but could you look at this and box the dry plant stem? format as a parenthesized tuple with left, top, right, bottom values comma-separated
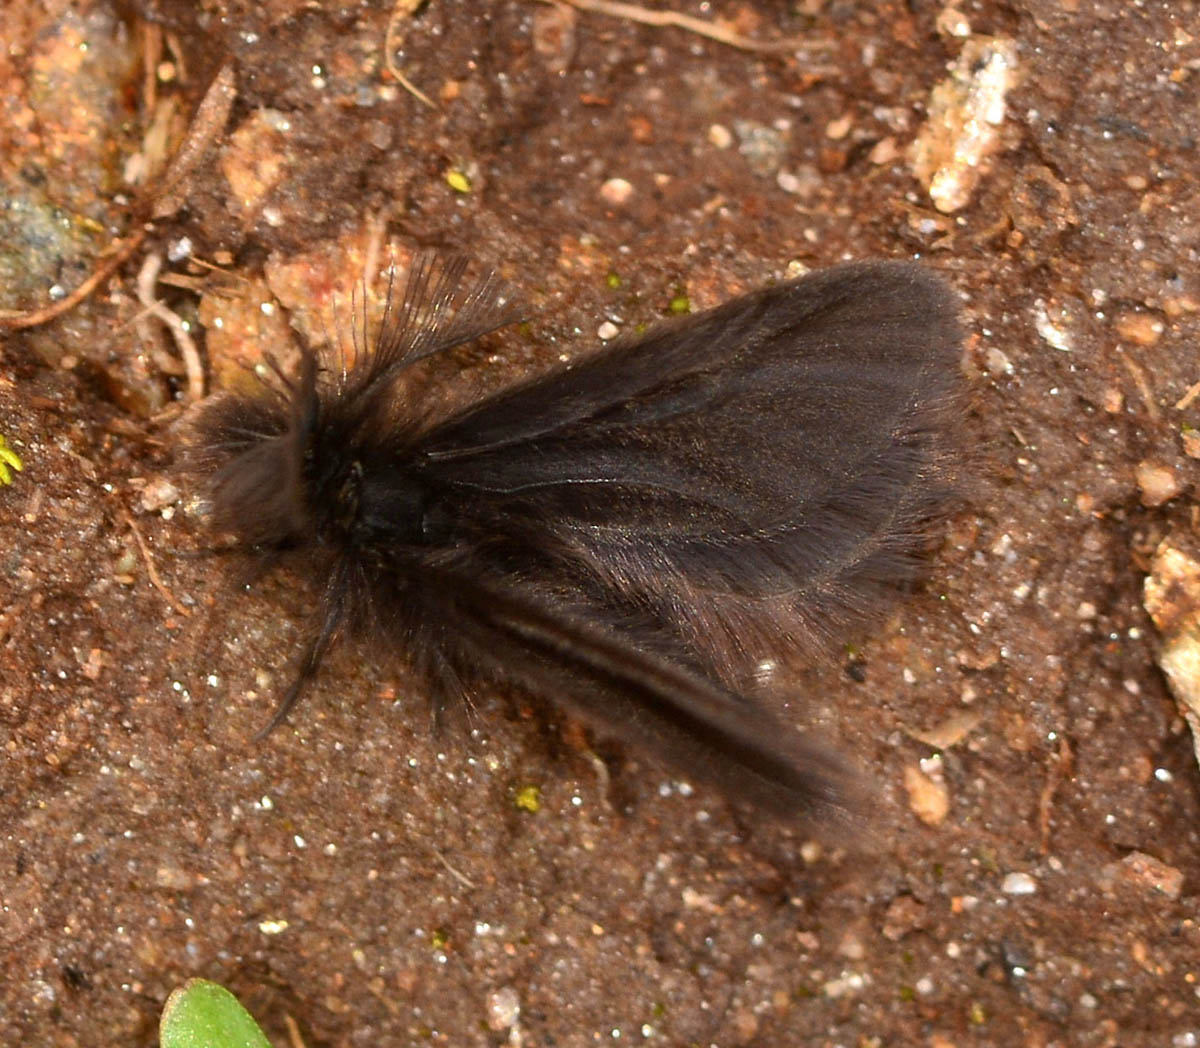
(136, 253, 206, 402)
(140, 22, 162, 115)
(384, 1, 437, 108)
(536, 0, 828, 54)
(0, 230, 147, 330)
(151, 62, 236, 219)
(1120, 351, 1159, 421)
(122, 509, 191, 617)
(1037, 734, 1072, 855)
(0, 61, 234, 332)
(1175, 377, 1200, 411)
(432, 848, 478, 890)
(282, 1014, 308, 1048)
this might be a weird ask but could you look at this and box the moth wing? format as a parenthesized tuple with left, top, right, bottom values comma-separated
(416, 261, 962, 663)
(417, 564, 858, 821)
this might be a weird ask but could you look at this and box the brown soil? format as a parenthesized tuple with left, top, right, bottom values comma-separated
(2, 1, 1198, 1045)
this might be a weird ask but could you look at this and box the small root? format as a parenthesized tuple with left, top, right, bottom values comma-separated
(0, 231, 147, 331)
(385, 1, 437, 108)
(535, 0, 831, 54)
(135, 252, 206, 402)
(122, 509, 191, 618)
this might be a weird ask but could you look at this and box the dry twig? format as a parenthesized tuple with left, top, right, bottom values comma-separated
(0, 232, 147, 330)
(1174, 377, 1200, 412)
(0, 61, 235, 332)
(1121, 351, 1160, 421)
(135, 252, 206, 402)
(534, 0, 829, 54)
(282, 1014, 308, 1048)
(385, 0, 437, 108)
(122, 508, 191, 617)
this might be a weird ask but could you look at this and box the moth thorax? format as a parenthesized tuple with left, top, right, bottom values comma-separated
(332, 460, 364, 532)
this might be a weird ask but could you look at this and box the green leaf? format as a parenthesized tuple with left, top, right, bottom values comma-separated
(160, 979, 273, 1048)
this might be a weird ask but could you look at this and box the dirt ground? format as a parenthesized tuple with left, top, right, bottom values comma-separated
(2, 1, 1199, 1045)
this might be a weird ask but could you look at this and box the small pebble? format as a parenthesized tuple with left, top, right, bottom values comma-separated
(486, 986, 521, 1031)
(882, 895, 927, 941)
(1034, 299, 1072, 351)
(1114, 311, 1164, 346)
(1099, 851, 1184, 900)
(599, 177, 633, 206)
(985, 346, 1013, 376)
(825, 114, 852, 140)
(936, 5, 972, 37)
(707, 123, 732, 149)
(904, 763, 950, 826)
(1181, 429, 1200, 460)
(837, 929, 865, 960)
(734, 119, 787, 176)
(140, 476, 181, 513)
(776, 171, 803, 194)
(1135, 460, 1182, 507)
(870, 136, 900, 164)
(1001, 871, 1038, 895)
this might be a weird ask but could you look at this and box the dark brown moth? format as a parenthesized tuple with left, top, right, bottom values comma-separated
(193, 255, 962, 821)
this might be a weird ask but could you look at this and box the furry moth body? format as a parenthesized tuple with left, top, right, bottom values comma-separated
(194, 255, 962, 820)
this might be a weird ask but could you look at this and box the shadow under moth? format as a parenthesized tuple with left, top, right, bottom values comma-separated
(193, 255, 963, 822)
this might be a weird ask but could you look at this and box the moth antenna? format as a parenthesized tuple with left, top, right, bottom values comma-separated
(340, 292, 351, 384)
(366, 253, 524, 379)
(396, 252, 439, 341)
(394, 253, 461, 360)
(373, 261, 399, 372)
(319, 287, 347, 386)
(434, 268, 520, 349)
(356, 270, 372, 380)
(262, 351, 296, 393)
(229, 356, 291, 409)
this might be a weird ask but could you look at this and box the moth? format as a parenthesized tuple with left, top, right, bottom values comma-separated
(193, 255, 962, 821)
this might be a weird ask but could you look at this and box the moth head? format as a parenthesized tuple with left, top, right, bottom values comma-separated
(195, 367, 378, 557)
(191, 349, 326, 550)
(198, 402, 313, 549)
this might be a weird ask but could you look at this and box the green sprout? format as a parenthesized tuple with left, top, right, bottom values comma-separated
(445, 168, 472, 193)
(159, 979, 272, 1048)
(514, 784, 542, 813)
(0, 435, 22, 485)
